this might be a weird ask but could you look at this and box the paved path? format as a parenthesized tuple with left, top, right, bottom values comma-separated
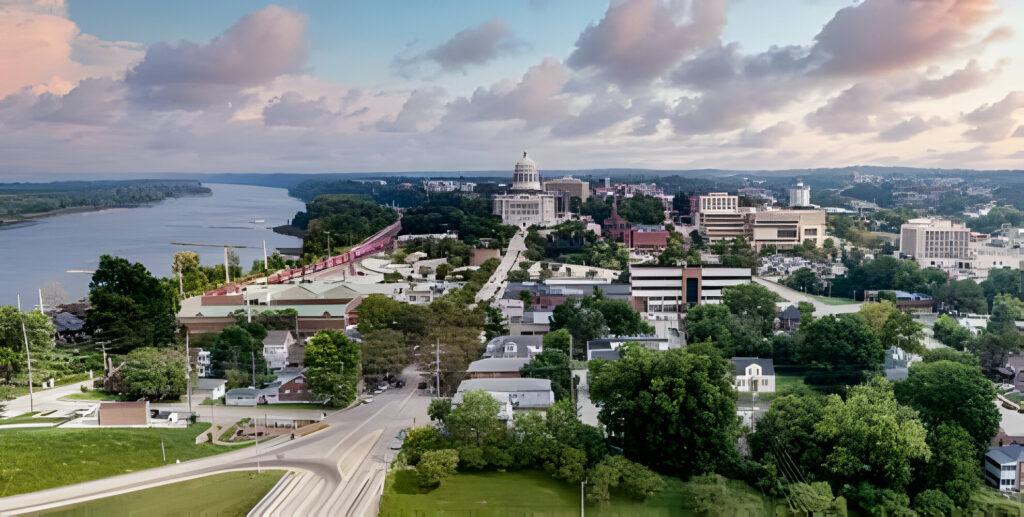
(753, 276, 863, 316)
(0, 378, 431, 516)
(475, 229, 526, 303)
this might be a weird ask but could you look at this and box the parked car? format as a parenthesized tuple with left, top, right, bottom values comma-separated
(389, 428, 408, 450)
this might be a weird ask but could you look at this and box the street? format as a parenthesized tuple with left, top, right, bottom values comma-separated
(0, 379, 94, 419)
(475, 229, 527, 303)
(0, 381, 431, 516)
(753, 276, 863, 316)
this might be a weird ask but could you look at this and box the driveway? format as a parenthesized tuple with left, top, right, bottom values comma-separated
(753, 276, 862, 316)
(0, 379, 94, 418)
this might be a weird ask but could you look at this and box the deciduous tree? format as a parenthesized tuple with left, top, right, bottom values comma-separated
(86, 255, 177, 352)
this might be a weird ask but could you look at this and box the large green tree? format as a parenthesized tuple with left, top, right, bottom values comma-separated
(588, 343, 738, 476)
(305, 329, 361, 407)
(520, 349, 572, 401)
(0, 307, 54, 381)
(932, 314, 974, 351)
(814, 377, 930, 491)
(86, 255, 177, 352)
(722, 283, 778, 336)
(918, 423, 979, 508)
(447, 389, 506, 447)
(796, 314, 884, 371)
(361, 329, 408, 376)
(749, 391, 829, 473)
(893, 360, 999, 455)
(119, 347, 187, 401)
(210, 326, 267, 380)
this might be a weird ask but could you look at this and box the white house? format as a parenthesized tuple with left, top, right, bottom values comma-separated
(731, 357, 775, 393)
(986, 444, 1024, 491)
(454, 378, 555, 419)
(194, 378, 227, 401)
(262, 330, 295, 371)
(225, 388, 259, 406)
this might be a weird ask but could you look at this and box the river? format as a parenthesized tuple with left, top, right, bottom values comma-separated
(0, 183, 305, 304)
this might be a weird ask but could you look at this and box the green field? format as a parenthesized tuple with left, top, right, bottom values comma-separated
(379, 470, 775, 517)
(0, 424, 251, 497)
(0, 412, 67, 426)
(809, 294, 859, 305)
(31, 471, 284, 517)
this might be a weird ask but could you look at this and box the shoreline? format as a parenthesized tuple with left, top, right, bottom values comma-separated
(0, 192, 214, 227)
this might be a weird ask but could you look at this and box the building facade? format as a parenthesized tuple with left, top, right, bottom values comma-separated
(900, 218, 972, 270)
(544, 175, 590, 201)
(751, 209, 827, 251)
(492, 152, 568, 228)
(789, 181, 811, 207)
(629, 264, 752, 312)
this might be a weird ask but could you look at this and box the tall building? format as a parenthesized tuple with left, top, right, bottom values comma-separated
(544, 175, 590, 201)
(751, 209, 826, 251)
(492, 152, 568, 228)
(629, 264, 752, 313)
(696, 193, 752, 243)
(789, 181, 811, 207)
(900, 218, 972, 269)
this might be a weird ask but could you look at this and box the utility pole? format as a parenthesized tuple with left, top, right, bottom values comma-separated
(326, 231, 332, 258)
(223, 247, 230, 283)
(186, 333, 192, 417)
(251, 350, 256, 389)
(435, 337, 441, 396)
(263, 240, 269, 271)
(569, 334, 576, 408)
(37, 289, 45, 314)
(17, 295, 34, 412)
(255, 415, 262, 473)
(580, 479, 585, 517)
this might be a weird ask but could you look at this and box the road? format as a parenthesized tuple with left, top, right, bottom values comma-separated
(475, 229, 527, 303)
(0, 379, 93, 418)
(753, 276, 862, 316)
(0, 381, 431, 516)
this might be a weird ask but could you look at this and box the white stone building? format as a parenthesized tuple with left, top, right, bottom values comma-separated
(493, 152, 568, 228)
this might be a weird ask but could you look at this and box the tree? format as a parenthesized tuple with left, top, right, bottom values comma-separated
(913, 490, 955, 517)
(86, 255, 177, 352)
(550, 299, 608, 359)
(416, 449, 459, 488)
(723, 283, 778, 336)
(305, 329, 360, 407)
(0, 306, 54, 381)
(583, 297, 653, 336)
(483, 303, 507, 341)
(447, 389, 506, 446)
(796, 314, 884, 371)
(588, 344, 738, 476)
(880, 311, 925, 355)
(543, 328, 572, 357)
(814, 377, 930, 491)
(797, 301, 815, 324)
(507, 269, 530, 282)
(518, 289, 533, 311)
(921, 347, 978, 366)
(428, 398, 451, 424)
(210, 326, 266, 379)
(918, 423, 979, 508)
(749, 391, 829, 471)
(119, 347, 187, 401)
(520, 349, 572, 401)
(400, 426, 446, 465)
(935, 279, 987, 314)
(354, 294, 404, 334)
(932, 314, 973, 350)
(893, 360, 999, 455)
(361, 329, 407, 376)
(586, 455, 666, 502)
(858, 301, 900, 337)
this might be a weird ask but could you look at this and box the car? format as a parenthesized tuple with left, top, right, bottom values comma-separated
(377, 382, 389, 391)
(395, 380, 406, 389)
(363, 396, 374, 403)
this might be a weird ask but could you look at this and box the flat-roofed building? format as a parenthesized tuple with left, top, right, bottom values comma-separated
(98, 401, 149, 426)
(630, 264, 752, 311)
(900, 217, 972, 271)
(751, 209, 826, 251)
(544, 176, 590, 201)
(696, 193, 754, 243)
(467, 358, 530, 379)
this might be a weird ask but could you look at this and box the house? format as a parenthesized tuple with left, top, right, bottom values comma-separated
(262, 331, 295, 370)
(508, 311, 552, 336)
(585, 337, 676, 361)
(188, 347, 211, 378)
(226, 388, 259, 406)
(98, 401, 149, 426)
(467, 358, 530, 379)
(286, 340, 305, 368)
(194, 378, 227, 401)
(454, 378, 555, 419)
(986, 444, 1024, 491)
(884, 346, 910, 381)
(776, 305, 802, 331)
(731, 357, 775, 393)
(53, 312, 87, 344)
(484, 335, 543, 359)
(263, 369, 317, 404)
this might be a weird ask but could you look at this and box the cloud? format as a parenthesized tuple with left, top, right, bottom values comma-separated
(1014, 126, 1024, 138)
(811, 0, 1001, 76)
(962, 91, 1024, 142)
(375, 87, 446, 132)
(262, 92, 334, 127)
(889, 60, 996, 101)
(551, 97, 639, 138)
(567, 0, 728, 88)
(442, 58, 569, 128)
(125, 5, 308, 110)
(733, 122, 796, 148)
(805, 82, 894, 134)
(392, 18, 526, 76)
(877, 116, 932, 142)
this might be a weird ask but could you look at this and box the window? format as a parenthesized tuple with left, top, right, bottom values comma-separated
(284, 390, 291, 394)
(777, 229, 798, 238)
(762, 379, 768, 386)
(1003, 465, 1016, 472)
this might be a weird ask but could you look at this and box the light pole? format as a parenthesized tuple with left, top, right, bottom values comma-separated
(17, 295, 34, 412)
(325, 231, 333, 258)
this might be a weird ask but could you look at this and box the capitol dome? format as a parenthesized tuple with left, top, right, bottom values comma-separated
(512, 151, 542, 191)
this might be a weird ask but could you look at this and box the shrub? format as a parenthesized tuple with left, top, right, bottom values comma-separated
(416, 449, 459, 488)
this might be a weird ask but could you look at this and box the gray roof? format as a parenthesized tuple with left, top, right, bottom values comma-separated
(778, 305, 802, 320)
(486, 335, 543, 358)
(731, 357, 775, 376)
(885, 368, 909, 381)
(502, 282, 630, 300)
(989, 444, 1024, 464)
(457, 378, 552, 393)
(226, 388, 258, 397)
(54, 312, 85, 332)
(467, 358, 530, 373)
(587, 337, 666, 347)
(195, 378, 226, 390)
(263, 330, 293, 346)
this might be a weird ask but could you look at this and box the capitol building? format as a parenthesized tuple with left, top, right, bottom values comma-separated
(492, 152, 569, 228)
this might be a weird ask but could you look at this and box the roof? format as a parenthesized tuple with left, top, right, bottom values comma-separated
(456, 378, 552, 393)
(989, 444, 1024, 464)
(587, 337, 667, 347)
(731, 357, 775, 376)
(590, 350, 622, 361)
(778, 305, 802, 320)
(226, 388, 258, 397)
(53, 311, 85, 332)
(195, 378, 226, 390)
(487, 335, 544, 348)
(467, 358, 530, 373)
(287, 342, 305, 365)
(100, 401, 147, 409)
(263, 330, 293, 347)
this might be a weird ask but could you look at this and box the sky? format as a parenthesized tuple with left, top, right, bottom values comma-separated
(1, 0, 1023, 176)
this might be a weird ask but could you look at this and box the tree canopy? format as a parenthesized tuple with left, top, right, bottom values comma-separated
(86, 255, 177, 352)
(305, 329, 360, 407)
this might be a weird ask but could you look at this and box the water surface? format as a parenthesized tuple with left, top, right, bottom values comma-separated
(0, 183, 304, 304)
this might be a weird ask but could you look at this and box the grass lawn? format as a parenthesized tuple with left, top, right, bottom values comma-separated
(380, 470, 774, 517)
(62, 391, 120, 401)
(34, 470, 285, 516)
(0, 423, 251, 497)
(808, 294, 859, 305)
(0, 412, 67, 426)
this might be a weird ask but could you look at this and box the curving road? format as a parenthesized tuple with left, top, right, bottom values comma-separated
(475, 229, 527, 304)
(0, 381, 430, 516)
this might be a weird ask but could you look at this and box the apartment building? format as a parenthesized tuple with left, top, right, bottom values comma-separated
(900, 218, 972, 269)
